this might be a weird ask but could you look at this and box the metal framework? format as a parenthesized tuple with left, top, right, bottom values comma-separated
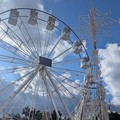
(77, 8, 118, 41)
(75, 7, 119, 120)
(0, 8, 89, 119)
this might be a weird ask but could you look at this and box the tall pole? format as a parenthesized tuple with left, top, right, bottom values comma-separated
(90, 8, 97, 50)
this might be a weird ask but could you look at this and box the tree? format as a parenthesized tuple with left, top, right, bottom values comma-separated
(9, 113, 21, 120)
(52, 110, 57, 120)
(58, 111, 62, 120)
(109, 111, 120, 120)
(22, 106, 30, 118)
(35, 110, 42, 120)
(52, 110, 62, 120)
(29, 108, 36, 120)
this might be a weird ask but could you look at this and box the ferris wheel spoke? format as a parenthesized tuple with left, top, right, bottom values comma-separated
(49, 69, 82, 89)
(0, 24, 35, 60)
(30, 75, 41, 110)
(44, 82, 64, 96)
(0, 67, 37, 93)
(53, 77, 81, 92)
(52, 47, 72, 61)
(0, 54, 33, 64)
(45, 79, 81, 96)
(42, 77, 67, 96)
(0, 66, 39, 112)
(48, 36, 61, 57)
(0, 34, 34, 62)
(19, 17, 39, 57)
(35, 23, 43, 56)
(0, 58, 31, 66)
(0, 34, 33, 59)
(0, 79, 4, 87)
(0, 39, 35, 63)
(51, 66, 84, 74)
(44, 68, 73, 120)
(43, 77, 60, 118)
(8, 96, 20, 114)
(0, 65, 36, 75)
(41, 75, 60, 119)
(0, 30, 8, 40)
(52, 58, 81, 65)
(8, 71, 40, 114)
(40, 75, 50, 111)
(43, 30, 51, 57)
(49, 72, 80, 103)
(18, 25, 37, 58)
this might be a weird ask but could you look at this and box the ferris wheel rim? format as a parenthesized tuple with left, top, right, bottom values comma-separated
(0, 7, 89, 58)
(0, 8, 90, 119)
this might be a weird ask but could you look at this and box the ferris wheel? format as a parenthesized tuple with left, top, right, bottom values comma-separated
(0, 8, 89, 119)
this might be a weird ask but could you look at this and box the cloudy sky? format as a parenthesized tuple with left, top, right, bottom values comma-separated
(43, 0, 120, 112)
(0, 0, 120, 116)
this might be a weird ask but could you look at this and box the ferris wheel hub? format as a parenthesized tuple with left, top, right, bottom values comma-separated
(39, 56, 52, 67)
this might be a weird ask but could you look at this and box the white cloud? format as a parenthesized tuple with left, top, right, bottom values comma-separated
(0, 0, 44, 11)
(0, 70, 81, 115)
(99, 43, 120, 108)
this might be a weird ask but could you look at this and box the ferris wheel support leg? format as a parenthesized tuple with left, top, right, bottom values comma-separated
(45, 68, 73, 120)
(42, 75, 60, 119)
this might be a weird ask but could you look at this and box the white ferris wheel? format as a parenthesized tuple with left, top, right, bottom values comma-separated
(0, 8, 89, 119)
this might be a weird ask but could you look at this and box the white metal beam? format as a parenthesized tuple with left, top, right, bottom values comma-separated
(45, 68, 73, 120)
(41, 75, 60, 119)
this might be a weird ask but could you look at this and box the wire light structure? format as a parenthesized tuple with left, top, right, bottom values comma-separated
(0, 8, 89, 119)
(75, 7, 119, 120)
(78, 8, 119, 41)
